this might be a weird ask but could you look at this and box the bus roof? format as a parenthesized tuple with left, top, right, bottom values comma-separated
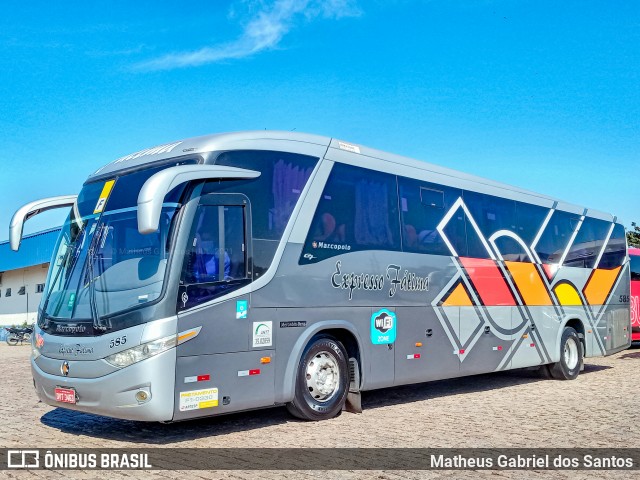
(88, 130, 617, 223)
(89, 131, 331, 180)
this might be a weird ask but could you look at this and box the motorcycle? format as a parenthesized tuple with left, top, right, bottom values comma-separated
(5, 326, 33, 346)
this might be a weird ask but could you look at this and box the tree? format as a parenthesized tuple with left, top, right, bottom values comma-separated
(628, 222, 640, 248)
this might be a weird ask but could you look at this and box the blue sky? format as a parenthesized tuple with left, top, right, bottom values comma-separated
(0, 0, 638, 240)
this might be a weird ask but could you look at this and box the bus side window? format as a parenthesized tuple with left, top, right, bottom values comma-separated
(209, 150, 319, 277)
(463, 191, 515, 259)
(564, 217, 612, 268)
(534, 210, 580, 264)
(597, 223, 626, 269)
(514, 202, 549, 246)
(311, 212, 346, 243)
(182, 207, 219, 284)
(398, 177, 464, 256)
(631, 255, 640, 281)
(181, 206, 245, 284)
(179, 204, 250, 310)
(302, 163, 400, 262)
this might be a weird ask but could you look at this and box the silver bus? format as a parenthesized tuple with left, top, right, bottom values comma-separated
(10, 131, 630, 422)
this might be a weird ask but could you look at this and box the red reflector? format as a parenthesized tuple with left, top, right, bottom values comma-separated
(414, 354, 421, 359)
(249, 369, 260, 376)
(497, 346, 503, 351)
(530, 343, 535, 347)
(197, 375, 210, 382)
(459, 349, 465, 354)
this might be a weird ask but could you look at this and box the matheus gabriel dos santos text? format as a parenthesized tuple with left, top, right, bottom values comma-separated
(432, 454, 634, 469)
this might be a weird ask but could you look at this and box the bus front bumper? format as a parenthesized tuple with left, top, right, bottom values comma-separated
(31, 348, 176, 422)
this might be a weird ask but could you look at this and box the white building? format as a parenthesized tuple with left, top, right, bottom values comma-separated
(0, 227, 60, 325)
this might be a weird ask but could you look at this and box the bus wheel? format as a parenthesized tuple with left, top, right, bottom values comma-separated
(286, 335, 349, 421)
(546, 327, 582, 380)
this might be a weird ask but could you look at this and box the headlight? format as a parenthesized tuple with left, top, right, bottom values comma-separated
(31, 331, 41, 360)
(104, 334, 176, 368)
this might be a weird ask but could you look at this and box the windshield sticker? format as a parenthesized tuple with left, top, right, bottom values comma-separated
(179, 388, 218, 411)
(331, 261, 431, 300)
(236, 300, 248, 319)
(371, 309, 397, 345)
(93, 180, 115, 214)
(252, 322, 272, 348)
(67, 293, 76, 311)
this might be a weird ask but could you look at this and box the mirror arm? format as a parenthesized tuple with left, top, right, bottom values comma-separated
(137, 165, 260, 234)
(9, 195, 77, 251)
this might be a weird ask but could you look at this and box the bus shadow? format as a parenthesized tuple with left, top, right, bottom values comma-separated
(40, 405, 293, 445)
(619, 351, 640, 360)
(361, 363, 612, 410)
(39, 363, 612, 444)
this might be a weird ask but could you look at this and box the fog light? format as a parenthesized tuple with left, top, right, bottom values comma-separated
(135, 390, 149, 402)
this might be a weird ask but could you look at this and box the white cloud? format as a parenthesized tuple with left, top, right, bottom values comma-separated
(135, 0, 360, 71)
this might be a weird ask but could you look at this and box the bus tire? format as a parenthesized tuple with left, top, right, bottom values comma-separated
(286, 335, 349, 421)
(547, 327, 582, 380)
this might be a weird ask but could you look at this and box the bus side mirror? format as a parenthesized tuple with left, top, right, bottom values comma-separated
(9, 195, 77, 251)
(136, 165, 260, 234)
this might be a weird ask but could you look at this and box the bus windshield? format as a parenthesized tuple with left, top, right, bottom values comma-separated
(40, 165, 185, 326)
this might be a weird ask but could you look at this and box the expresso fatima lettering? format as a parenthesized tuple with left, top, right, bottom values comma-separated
(386, 264, 430, 298)
(331, 261, 430, 300)
(331, 261, 385, 300)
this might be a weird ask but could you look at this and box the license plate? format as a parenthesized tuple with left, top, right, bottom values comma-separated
(55, 387, 77, 404)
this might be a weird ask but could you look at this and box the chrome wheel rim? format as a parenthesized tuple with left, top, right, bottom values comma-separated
(564, 337, 579, 370)
(305, 351, 340, 402)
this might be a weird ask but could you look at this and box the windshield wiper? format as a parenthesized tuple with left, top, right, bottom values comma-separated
(40, 235, 78, 324)
(43, 217, 97, 322)
(86, 225, 110, 332)
(40, 256, 66, 328)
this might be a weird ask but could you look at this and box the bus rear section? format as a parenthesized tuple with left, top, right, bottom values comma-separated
(630, 248, 640, 343)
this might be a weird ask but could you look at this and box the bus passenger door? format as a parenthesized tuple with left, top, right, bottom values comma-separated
(174, 194, 277, 419)
(176, 194, 253, 355)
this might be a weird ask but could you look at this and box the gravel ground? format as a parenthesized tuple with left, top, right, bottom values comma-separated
(1, 342, 639, 479)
